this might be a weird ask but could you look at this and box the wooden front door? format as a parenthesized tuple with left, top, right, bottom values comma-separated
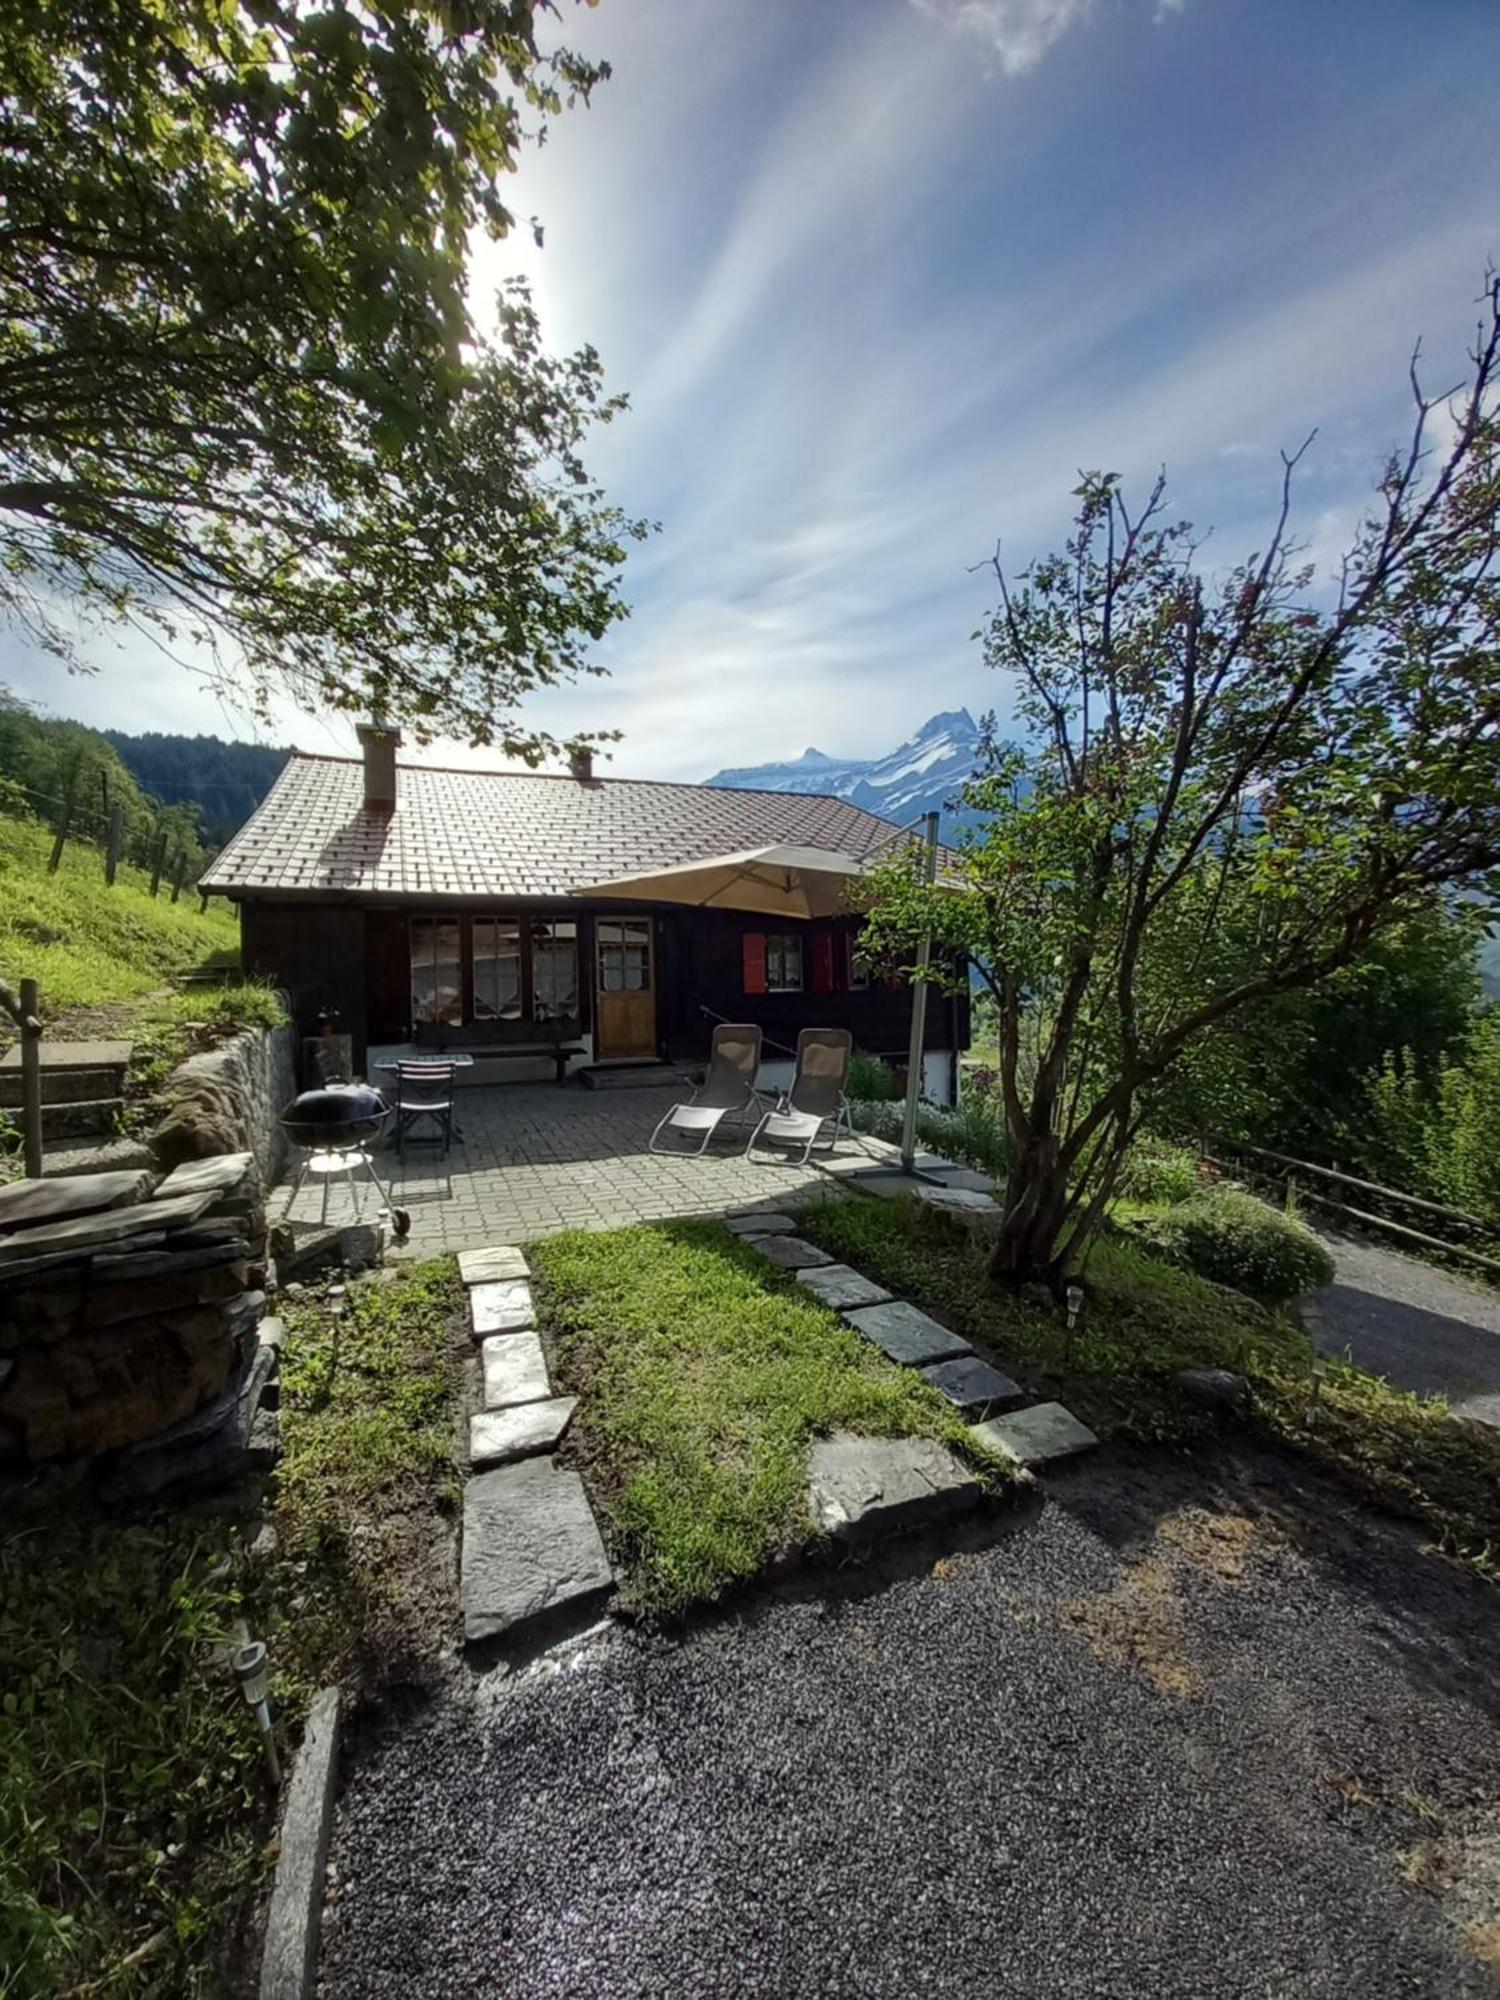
(594, 917, 657, 1059)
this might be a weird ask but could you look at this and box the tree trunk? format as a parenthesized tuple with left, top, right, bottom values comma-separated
(988, 1138, 1075, 1291)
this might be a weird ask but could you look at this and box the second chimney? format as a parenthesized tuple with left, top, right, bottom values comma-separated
(568, 744, 595, 783)
(357, 721, 401, 811)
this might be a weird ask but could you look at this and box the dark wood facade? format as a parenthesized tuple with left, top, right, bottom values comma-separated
(238, 896, 968, 1081)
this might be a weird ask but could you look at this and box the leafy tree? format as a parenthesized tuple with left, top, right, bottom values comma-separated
(1157, 900, 1483, 1162)
(0, 0, 646, 753)
(866, 279, 1500, 1287)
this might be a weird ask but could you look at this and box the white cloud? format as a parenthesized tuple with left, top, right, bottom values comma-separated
(908, 0, 1095, 75)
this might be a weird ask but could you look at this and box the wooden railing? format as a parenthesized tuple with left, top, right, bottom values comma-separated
(0, 975, 42, 1179)
(1209, 1134, 1500, 1279)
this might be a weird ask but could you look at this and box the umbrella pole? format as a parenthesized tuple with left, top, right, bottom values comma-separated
(899, 811, 940, 1174)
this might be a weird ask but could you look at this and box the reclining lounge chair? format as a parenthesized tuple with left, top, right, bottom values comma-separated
(649, 1023, 765, 1155)
(745, 1027, 854, 1167)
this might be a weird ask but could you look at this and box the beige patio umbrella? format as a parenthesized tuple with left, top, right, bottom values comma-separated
(578, 844, 875, 919)
(580, 817, 952, 1173)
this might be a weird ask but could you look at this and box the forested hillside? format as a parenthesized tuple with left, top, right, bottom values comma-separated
(101, 731, 288, 845)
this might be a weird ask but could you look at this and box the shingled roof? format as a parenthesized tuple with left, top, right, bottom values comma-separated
(200, 755, 916, 901)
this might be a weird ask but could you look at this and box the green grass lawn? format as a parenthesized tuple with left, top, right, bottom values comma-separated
(796, 1198, 1500, 1577)
(531, 1220, 1005, 1614)
(0, 1260, 463, 2000)
(0, 812, 238, 1017)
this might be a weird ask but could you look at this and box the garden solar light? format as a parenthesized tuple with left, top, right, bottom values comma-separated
(1065, 1284, 1085, 1331)
(233, 1640, 282, 1785)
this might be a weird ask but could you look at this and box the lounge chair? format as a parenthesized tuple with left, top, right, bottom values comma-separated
(649, 1023, 765, 1155)
(745, 1027, 854, 1167)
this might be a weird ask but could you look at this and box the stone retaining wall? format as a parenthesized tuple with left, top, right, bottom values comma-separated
(0, 1154, 270, 1467)
(150, 1014, 296, 1185)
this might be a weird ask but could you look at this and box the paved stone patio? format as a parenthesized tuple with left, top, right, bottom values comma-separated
(272, 1080, 864, 1255)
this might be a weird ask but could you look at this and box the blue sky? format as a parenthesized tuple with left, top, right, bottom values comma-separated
(7, 0, 1497, 779)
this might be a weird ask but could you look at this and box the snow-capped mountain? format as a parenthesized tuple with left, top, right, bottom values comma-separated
(706, 710, 983, 836)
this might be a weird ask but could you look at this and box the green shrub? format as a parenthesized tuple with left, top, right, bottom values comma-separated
(848, 1093, 1011, 1179)
(846, 1049, 897, 1102)
(1131, 1189, 1334, 1303)
(1116, 1141, 1203, 1205)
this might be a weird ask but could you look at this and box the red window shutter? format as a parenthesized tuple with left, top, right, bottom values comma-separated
(811, 933, 834, 993)
(742, 932, 768, 995)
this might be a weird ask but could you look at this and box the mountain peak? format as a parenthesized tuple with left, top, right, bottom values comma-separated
(704, 708, 985, 836)
(913, 708, 976, 740)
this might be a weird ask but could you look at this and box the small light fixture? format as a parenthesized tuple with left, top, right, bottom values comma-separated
(233, 1640, 282, 1785)
(1065, 1283, 1085, 1332)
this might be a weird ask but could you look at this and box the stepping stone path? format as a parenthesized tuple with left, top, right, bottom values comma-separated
(750, 1234, 835, 1271)
(481, 1331, 551, 1410)
(796, 1264, 893, 1311)
(724, 1212, 799, 1236)
(969, 1401, 1098, 1466)
(457, 1245, 616, 1653)
(470, 1278, 537, 1337)
(920, 1354, 1025, 1419)
(808, 1433, 980, 1542)
(470, 1396, 578, 1469)
(463, 1458, 614, 1649)
(843, 1299, 971, 1367)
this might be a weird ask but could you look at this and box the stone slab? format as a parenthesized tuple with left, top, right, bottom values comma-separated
(470, 1278, 537, 1338)
(795, 1264, 893, 1311)
(818, 1154, 911, 1183)
(462, 1457, 614, 1648)
(844, 1171, 932, 1199)
(969, 1401, 1099, 1467)
(91, 1240, 249, 1282)
(0, 1189, 216, 1262)
(0, 1038, 130, 1072)
(842, 1299, 972, 1367)
(808, 1432, 980, 1543)
(914, 1184, 997, 1213)
(458, 1244, 530, 1286)
(723, 1212, 799, 1236)
(919, 1355, 1026, 1419)
(749, 1234, 835, 1271)
(469, 1395, 576, 1468)
(0, 1168, 155, 1232)
(480, 1331, 552, 1409)
(155, 1152, 256, 1201)
(921, 1166, 999, 1194)
(259, 1686, 340, 2000)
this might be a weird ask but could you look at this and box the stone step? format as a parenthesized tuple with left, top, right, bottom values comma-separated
(968, 1401, 1098, 1467)
(462, 1457, 614, 1650)
(576, 1063, 686, 1091)
(842, 1299, 972, 1367)
(458, 1244, 530, 1287)
(480, 1332, 552, 1410)
(808, 1432, 981, 1544)
(470, 1278, 536, 1339)
(40, 1135, 155, 1180)
(795, 1264, 893, 1312)
(919, 1355, 1026, 1420)
(724, 1211, 799, 1236)
(469, 1395, 576, 1469)
(0, 1038, 131, 1077)
(0, 1064, 124, 1108)
(748, 1234, 834, 1271)
(38, 1097, 123, 1141)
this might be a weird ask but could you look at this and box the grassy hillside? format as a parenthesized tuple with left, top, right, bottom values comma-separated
(0, 814, 238, 1018)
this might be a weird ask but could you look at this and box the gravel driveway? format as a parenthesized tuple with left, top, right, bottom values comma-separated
(320, 1446, 1500, 1998)
(1305, 1228, 1500, 1425)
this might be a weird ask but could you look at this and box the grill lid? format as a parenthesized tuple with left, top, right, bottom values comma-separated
(280, 1085, 387, 1129)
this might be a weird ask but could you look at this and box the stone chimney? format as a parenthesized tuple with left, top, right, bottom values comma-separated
(568, 744, 595, 783)
(356, 721, 401, 811)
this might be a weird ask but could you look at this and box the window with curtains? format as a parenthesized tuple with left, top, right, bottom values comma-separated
(409, 915, 580, 1027)
(764, 933, 804, 992)
(409, 917, 464, 1025)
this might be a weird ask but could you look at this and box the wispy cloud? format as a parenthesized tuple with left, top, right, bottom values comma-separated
(907, 0, 1095, 75)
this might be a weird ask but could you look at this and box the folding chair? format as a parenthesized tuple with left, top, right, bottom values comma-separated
(394, 1059, 456, 1159)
